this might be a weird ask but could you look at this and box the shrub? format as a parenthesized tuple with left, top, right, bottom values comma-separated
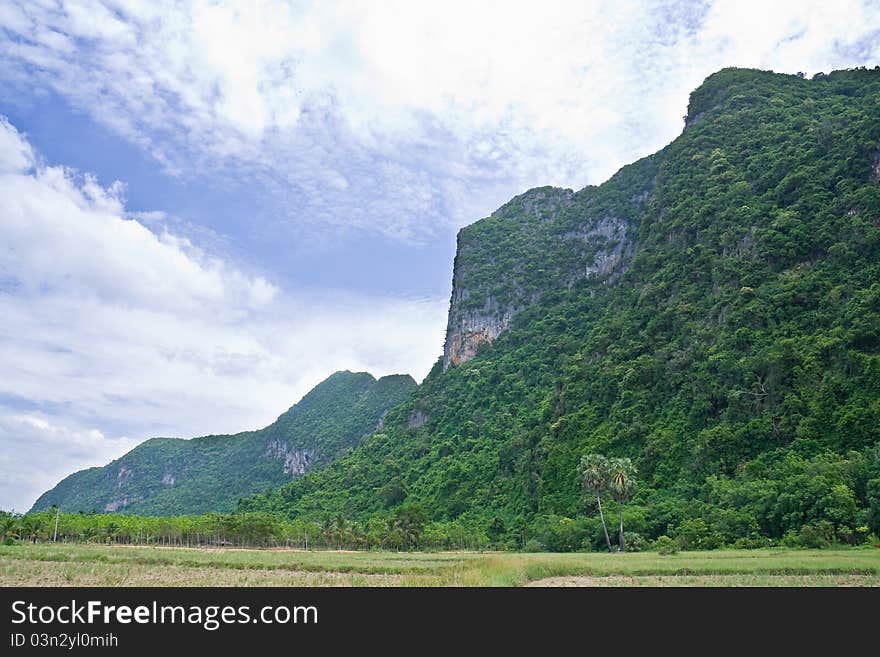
(733, 536, 771, 549)
(624, 532, 647, 552)
(522, 538, 546, 553)
(798, 521, 835, 548)
(673, 518, 723, 550)
(654, 535, 678, 555)
(531, 515, 598, 552)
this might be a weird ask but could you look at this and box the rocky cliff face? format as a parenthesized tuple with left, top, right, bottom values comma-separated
(443, 174, 653, 369)
(265, 439, 315, 476)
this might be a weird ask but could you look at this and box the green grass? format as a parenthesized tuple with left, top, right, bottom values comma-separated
(1, 543, 877, 587)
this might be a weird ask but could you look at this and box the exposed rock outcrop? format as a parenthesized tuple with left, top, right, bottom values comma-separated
(104, 497, 130, 512)
(561, 214, 633, 286)
(116, 466, 132, 487)
(444, 304, 516, 368)
(407, 409, 428, 429)
(265, 439, 315, 476)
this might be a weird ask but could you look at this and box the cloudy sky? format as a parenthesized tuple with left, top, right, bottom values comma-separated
(1, 0, 878, 511)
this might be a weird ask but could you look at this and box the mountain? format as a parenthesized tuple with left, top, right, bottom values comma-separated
(31, 371, 417, 515)
(242, 67, 880, 548)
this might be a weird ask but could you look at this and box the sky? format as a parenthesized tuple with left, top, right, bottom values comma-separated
(1, 0, 878, 512)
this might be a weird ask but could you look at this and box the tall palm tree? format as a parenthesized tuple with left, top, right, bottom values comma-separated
(578, 454, 613, 552)
(607, 457, 637, 553)
(321, 515, 336, 548)
(20, 515, 45, 544)
(0, 515, 20, 543)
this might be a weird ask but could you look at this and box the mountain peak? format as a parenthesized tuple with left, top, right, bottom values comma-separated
(31, 369, 417, 514)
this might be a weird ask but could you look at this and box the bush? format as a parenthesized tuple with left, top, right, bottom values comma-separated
(798, 521, 834, 548)
(531, 516, 598, 552)
(733, 536, 771, 549)
(654, 535, 678, 555)
(780, 530, 801, 547)
(624, 532, 647, 552)
(673, 518, 723, 550)
(522, 538, 546, 553)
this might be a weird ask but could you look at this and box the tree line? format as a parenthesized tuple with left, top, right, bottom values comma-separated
(0, 506, 489, 551)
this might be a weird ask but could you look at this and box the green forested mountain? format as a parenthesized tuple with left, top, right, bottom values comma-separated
(242, 67, 880, 549)
(31, 371, 416, 515)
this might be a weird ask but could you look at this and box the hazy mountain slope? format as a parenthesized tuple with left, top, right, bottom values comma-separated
(31, 371, 416, 515)
(242, 68, 880, 546)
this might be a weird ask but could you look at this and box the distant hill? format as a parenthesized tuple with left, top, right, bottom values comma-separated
(31, 371, 417, 515)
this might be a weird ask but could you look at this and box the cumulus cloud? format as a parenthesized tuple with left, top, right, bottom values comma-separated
(0, 117, 447, 510)
(2, 1, 877, 242)
(0, 412, 139, 513)
(0, 119, 277, 315)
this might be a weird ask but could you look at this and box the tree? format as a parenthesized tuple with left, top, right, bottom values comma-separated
(20, 515, 46, 544)
(381, 477, 407, 508)
(0, 515, 19, 543)
(608, 458, 637, 552)
(578, 454, 613, 552)
(394, 504, 427, 550)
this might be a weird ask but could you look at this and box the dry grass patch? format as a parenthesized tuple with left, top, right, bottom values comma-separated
(1, 544, 877, 587)
(0, 559, 408, 587)
(527, 574, 880, 587)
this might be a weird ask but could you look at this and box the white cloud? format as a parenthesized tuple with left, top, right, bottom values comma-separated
(0, 116, 447, 511)
(0, 160, 278, 315)
(0, 115, 34, 171)
(0, 412, 139, 513)
(2, 1, 877, 241)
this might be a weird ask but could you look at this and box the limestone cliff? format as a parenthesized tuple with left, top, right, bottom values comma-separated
(443, 162, 656, 369)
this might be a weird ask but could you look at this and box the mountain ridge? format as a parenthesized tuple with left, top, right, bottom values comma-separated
(31, 370, 417, 515)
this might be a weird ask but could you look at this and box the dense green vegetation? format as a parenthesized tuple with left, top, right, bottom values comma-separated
(31, 372, 416, 515)
(0, 508, 488, 551)
(240, 67, 880, 551)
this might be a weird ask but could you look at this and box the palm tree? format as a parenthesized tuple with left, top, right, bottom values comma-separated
(0, 515, 20, 543)
(105, 521, 120, 544)
(393, 504, 426, 550)
(607, 457, 637, 552)
(19, 515, 45, 544)
(334, 515, 349, 549)
(321, 515, 336, 548)
(578, 454, 613, 552)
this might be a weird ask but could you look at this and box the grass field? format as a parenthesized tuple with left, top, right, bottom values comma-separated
(1, 543, 878, 586)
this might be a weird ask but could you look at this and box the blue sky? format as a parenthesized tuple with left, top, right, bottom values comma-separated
(1, 0, 879, 511)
